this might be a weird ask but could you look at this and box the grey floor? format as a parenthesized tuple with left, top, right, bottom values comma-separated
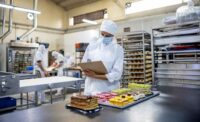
(0, 86, 200, 122)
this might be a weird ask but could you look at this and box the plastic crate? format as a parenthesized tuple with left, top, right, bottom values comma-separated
(26, 66, 34, 71)
(0, 97, 17, 111)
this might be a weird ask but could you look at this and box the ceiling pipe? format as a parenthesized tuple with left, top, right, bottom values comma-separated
(0, 0, 6, 39)
(17, 0, 38, 41)
(2, 5, 5, 36)
(0, 0, 13, 42)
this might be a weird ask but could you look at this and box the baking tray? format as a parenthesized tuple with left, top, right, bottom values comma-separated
(98, 92, 159, 109)
(65, 104, 102, 115)
(154, 28, 200, 37)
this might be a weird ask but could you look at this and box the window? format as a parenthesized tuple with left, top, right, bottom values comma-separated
(69, 9, 107, 26)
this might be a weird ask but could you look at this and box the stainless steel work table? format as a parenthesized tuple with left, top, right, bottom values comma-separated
(0, 87, 200, 122)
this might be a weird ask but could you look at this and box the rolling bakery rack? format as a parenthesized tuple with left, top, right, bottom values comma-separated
(117, 31, 153, 86)
(75, 43, 89, 66)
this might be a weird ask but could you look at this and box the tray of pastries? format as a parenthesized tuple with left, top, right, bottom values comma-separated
(66, 94, 102, 115)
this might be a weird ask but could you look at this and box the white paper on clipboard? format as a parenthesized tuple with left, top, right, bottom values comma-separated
(78, 61, 108, 74)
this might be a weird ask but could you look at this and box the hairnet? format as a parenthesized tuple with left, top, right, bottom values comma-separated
(52, 51, 59, 58)
(100, 20, 117, 35)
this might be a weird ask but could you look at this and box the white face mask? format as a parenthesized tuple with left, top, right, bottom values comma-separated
(100, 36, 113, 45)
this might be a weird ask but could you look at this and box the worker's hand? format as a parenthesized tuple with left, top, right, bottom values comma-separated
(84, 69, 96, 78)
(51, 62, 57, 67)
(73, 66, 82, 70)
(44, 71, 49, 77)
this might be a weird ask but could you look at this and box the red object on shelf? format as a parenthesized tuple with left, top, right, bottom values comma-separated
(168, 45, 200, 50)
(75, 43, 89, 52)
(173, 45, 194, 50)
(75, 43, 81, 49)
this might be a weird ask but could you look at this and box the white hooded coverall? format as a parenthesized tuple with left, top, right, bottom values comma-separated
(33, 45, 47, 102)
(82, 20, 124, 95)
(34, 45, 47, 77)
(52, 51, 65, 76)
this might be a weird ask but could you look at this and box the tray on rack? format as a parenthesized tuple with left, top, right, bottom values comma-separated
(65, 104, 102, 115)
(98, 92, 159, 109)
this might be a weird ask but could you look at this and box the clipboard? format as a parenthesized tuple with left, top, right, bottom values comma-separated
(78, 61, 108, 74)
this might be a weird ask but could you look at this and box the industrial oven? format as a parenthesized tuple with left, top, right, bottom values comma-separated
(0, 41, 39, 73)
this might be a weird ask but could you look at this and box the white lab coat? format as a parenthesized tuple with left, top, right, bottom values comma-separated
(33, 51, 46, 77)
(33, 50, 47, 102)
(82, 38, 124, 95)
(64, 56, 75, 68)
(55, 54, 65, 76)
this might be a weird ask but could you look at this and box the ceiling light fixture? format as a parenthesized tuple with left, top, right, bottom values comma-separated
(0, 3, 41, 14)
(14, 7, 41, 14)
(125, 0, 185, 15)
(0, 3, 13, 9)
(82, 19, 97, 25)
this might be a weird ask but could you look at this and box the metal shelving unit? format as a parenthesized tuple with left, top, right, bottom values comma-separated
(152, 21, 200, 88)
(75, 43, 89, 66)
(75, 51, 85, 66)
(117, 31, 153, 86)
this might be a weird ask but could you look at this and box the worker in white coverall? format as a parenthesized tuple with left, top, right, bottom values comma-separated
(51, 51, 65, 95)
(34, 45, 49, 103)
(82, 20, 124, 95)
(64, 53, 75, 68)
(51, 51, 65, 76)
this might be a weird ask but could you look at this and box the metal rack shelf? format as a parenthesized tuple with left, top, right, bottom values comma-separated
(155, 50, 200, 54)
(129, 72, 145, 74)
(155, 72, 200, 76)
(118, 31, 152, 85)
(155, 68, 200, 71)
(125, 54, 143, 56)
(124, 67, 144, 70)
(124, 77, 145, 79)
(155, 59, 199, 62)
(152, 21, 200, 88)
(123, 39, 150, 43)
(155, 76, 200, 81)
(124, 49, 144, 52)
(124, 63, 144, 65)
(124, 58, 144, 61)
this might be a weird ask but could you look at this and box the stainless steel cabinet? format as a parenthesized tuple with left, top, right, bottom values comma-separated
(152, 21, 200, 88)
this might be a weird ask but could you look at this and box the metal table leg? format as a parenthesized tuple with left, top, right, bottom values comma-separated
(35, 91, 38, 106)
(63, 87, 67, 100)
(50, 88, 53, 104)
(26, 92, 29, 109)
(77, 81, 82, 95)
(20, 93, 23, 108)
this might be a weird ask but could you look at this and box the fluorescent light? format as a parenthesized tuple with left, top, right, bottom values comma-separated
(0, 3, 41, 14)
(82, 19, 97, 25)
(69, 18, 74, 26)
(125, 0, 184, 15)
(14, 7, 41, 14)
(104, 13, 108, 19)
(0, 3, 13, 9)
